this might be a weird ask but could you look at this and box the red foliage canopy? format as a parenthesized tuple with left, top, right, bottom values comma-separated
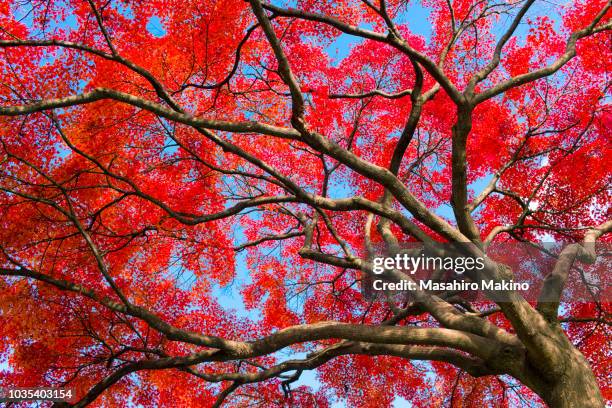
(0, 0, 610, 407)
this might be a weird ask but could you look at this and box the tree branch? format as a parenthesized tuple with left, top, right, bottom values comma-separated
(537, 220, 612, 320)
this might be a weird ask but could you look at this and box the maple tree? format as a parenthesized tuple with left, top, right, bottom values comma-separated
(0, 0, 610, 406)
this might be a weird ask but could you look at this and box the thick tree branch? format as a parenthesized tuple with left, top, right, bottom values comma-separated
(468, 0, 537, 92)
(0, 88, 300, 138)
(329, 88, 412, 100)
(537, 220, 612, 320)
(249, 0, 305, 123)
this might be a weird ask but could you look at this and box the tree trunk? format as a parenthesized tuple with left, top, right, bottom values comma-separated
(540, 354, 604, 407)
(527, 334, 604, 407)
